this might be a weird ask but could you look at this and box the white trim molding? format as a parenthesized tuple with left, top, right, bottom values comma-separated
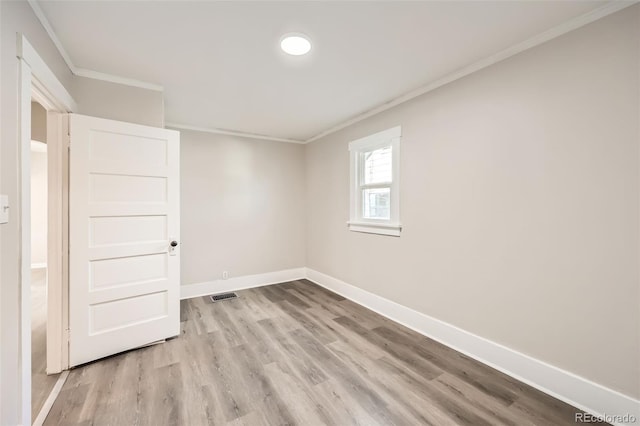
(26, 0, 75, 74)
(74, 68, 163, 92)
(165, 122, 306, 144)
(45, 111, 70, 375)
(32, 371, 69, 426)
(28, 0, 638, 144)
(304, 268, 640, 426)
(346, 221, 401, 237)
(181, 264, 640, 425)
(180, 268, 306, 300)
(305, 0, 639, 143)
(16, 34, 76, 426)
(18, 55, 34, 426)
(27, 0, 163, 92)
(349, 126, 402, 236)
(17, 35, 76, 112)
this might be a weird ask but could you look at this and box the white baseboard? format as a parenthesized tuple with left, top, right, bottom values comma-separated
(305, 268, 640, 426)
(32, 371, 69, 426)
(180, 265, 639, 424)
(180, 267, 306, 300)
(31, 262, 47, 270)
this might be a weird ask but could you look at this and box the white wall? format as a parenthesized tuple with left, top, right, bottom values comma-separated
(306, 5, 640, 399)
(180, 129, 306, 286)
(31, 102, 47, 267)
(2, 2, 638, 423)
(31, 101, 47, 143)
(0, 2, 3, 423)
(0, 3, 166, 424)
(30, 144, 47, 267)
(0, 2, 74, 424)
(73, 76, 164, 128)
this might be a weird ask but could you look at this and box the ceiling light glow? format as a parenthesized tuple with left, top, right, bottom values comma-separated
(280, 34, 311, 56)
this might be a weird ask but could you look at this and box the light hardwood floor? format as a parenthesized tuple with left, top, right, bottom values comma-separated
(44, 279, 606, 425)
(32, 268, 60, 420)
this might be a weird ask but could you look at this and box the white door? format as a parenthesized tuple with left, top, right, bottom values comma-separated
(69, 114, 180, 367)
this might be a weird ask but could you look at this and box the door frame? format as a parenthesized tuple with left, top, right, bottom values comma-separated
(17, 34, 76, 425)
(45, 111, 70, 374)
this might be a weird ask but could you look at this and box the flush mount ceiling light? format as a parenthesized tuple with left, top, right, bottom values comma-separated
(280, 33, 312, 56)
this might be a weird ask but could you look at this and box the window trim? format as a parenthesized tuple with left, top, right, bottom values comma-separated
(348, 126, 401, 237)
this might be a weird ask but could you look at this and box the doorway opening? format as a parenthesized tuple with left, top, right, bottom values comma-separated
(30, 100, 59, 421)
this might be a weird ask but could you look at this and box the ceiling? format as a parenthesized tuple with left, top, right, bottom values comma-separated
(38, 1, 609, 142)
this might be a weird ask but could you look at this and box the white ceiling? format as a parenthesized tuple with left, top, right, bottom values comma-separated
(38, 1, 609, 141)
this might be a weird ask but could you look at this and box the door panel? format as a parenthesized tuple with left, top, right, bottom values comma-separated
(89, 215, 167, 246)
(69, 114, 180, 367)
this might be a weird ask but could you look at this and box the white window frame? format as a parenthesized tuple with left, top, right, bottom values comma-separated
(348, 126, 401, 236)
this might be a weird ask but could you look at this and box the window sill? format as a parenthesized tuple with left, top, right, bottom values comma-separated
(347, 221, 401, 237)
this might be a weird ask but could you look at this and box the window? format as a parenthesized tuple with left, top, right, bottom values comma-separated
(348, 126, 401, 236)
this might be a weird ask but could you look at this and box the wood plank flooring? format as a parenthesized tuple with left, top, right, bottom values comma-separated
(32, 268, 60, 420)
(44, 279, 605, 425)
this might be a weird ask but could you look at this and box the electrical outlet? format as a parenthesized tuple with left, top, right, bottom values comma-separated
(222, 271, 229, 280)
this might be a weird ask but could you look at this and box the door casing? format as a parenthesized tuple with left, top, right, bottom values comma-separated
(17, 34, 77, 426)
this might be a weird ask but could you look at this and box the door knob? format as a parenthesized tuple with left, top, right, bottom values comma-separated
(169, 240, 179, 256)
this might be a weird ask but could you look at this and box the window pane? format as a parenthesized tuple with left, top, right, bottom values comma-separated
(362, 187, 391, 220)
(363, 146, 392, 184)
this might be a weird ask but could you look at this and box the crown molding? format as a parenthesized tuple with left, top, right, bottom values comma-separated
(29, 0, 637, 143)
(27, 0, 75, 72)
(305, 0, 639, 143)
(165, 122, 306, 144)
(28, 0, 163, 92)
(73, 68, 163, 91)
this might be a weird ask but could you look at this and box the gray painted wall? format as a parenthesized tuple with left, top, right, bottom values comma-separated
(0, 2, 74, 422)
(73, 77, 164, 128)
(179, 129, 306, 286)
(306, 6, 640, 399)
